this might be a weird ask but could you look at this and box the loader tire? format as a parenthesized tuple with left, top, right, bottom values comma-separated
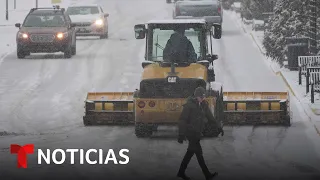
(203, 123, 219, 137)
(135, 123, 152, 137)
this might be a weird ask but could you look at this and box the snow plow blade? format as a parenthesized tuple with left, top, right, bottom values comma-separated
(83, 92, 134, 125)
(223, 92, 291, 126)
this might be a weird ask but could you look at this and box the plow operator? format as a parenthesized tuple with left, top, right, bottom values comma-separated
(163, 26, 197, 63)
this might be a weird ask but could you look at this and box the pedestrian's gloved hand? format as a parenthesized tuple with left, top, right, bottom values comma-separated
(218, 127, 224, 136)
(178, 135, 185, 144)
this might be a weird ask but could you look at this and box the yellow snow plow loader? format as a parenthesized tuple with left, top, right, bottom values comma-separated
(83, 19, 291, 137)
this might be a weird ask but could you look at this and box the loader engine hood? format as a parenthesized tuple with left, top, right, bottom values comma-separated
(141, 63, 207, 80)
(138, 63, 208, 98)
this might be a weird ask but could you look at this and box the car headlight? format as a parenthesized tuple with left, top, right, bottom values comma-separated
(56, 32, 68, 39)
(18, 32, 28, 39)
(95, 19, 103, 26)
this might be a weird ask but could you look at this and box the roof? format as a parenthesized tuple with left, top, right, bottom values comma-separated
(177, 0, 218, 5)
(30, 9, 64, 15)
(146, 19, 206, 24)
(67, 4, 99, 7)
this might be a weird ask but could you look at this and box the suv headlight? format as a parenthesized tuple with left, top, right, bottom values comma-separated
(56, 32, 68, 39)
(18, 32, 28, 39)
(95, 19, 103, 26)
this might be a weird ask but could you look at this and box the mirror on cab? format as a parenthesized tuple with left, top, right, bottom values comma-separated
(70, 23, 76, 28)
(211, 54, 218, 61)
(212, 24, 222, 39)
(134, 24, 146, 39)
(206, 54, 218, 63)
(104, 13, 109, 17)
(15, 23, 21, 28)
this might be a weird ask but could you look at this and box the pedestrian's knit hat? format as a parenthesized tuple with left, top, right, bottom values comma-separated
(194, 87, 206, 98)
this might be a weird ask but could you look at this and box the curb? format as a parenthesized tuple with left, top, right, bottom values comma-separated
(278, 71, 296, 97)
(249, 33, 265, 56)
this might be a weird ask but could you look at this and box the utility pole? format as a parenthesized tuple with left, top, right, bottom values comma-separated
(36, 0, 38, 8)
(14, 0, 16, 9)
(309, 0, 317, 54)
(6, 0, 8, 20)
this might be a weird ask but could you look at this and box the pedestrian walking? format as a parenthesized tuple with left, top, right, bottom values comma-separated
(177, 86, 224, 180)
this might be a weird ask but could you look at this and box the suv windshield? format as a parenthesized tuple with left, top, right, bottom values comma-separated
(152, 28, 201, 61)
(66, 6, 99, 15)
(23, 14, 65, 27)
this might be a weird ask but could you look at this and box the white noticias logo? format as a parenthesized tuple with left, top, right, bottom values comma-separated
(37, 149, 129, 165)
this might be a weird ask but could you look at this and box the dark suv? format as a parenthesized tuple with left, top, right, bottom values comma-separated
(15, 6, 77, 59)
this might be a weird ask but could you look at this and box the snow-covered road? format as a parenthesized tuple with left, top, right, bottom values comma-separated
(0, 0, 320, 179)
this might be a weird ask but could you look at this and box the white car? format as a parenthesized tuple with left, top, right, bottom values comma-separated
(66, 4, 109, 39)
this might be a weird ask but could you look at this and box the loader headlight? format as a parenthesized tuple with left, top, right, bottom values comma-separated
(56, 32, 68, 39)
(18, 32, 28, 39)
(95, 19, 103, 26)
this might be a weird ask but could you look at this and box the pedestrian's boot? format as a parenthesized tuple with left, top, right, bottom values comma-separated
(205, 172, 218, 180)
(177, 172, 191, 180)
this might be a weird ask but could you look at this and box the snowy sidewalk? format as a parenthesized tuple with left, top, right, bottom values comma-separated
(225, 10, 320, 118)
(0, 0, 94, 64)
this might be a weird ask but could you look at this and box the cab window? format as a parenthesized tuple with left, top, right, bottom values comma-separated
(151, 28, 201, 61)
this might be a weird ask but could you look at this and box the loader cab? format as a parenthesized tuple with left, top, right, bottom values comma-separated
(134, 19, 220, 67)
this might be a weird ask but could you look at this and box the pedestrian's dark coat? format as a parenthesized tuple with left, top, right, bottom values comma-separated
(178, 96, 219, 139)
(163, 32, 197, 63)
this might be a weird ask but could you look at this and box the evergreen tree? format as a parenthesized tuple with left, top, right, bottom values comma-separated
(317, 2, 320, 52)
(263, 0, 309, 66)
(250, 0, 275, 19)
(240, 0, 275, 19)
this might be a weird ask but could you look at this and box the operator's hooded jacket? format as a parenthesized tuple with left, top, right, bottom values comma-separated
(163, 32, 197, 63)
(178, 96, 219, 139)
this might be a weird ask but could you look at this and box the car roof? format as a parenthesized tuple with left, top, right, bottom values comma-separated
(177, 0, 218, 5)
(29, 9, 64, 15)
(67, 4, 100, 8)
(146, 19, 206, 24)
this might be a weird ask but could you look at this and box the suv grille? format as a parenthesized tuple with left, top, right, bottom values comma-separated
(74, 22, 91, 27)
(30, 34, 55, 43)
